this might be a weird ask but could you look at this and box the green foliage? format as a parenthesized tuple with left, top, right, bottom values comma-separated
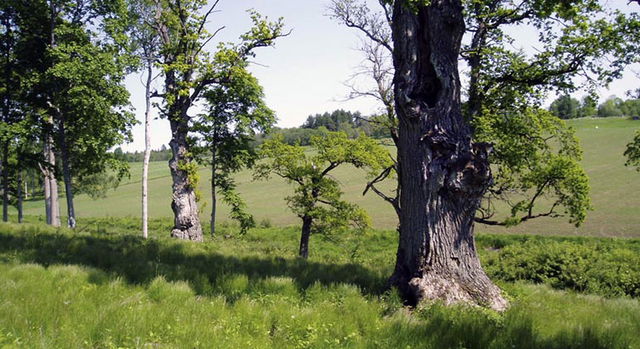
(335, 0, 640, 229)
(154, 3, 284, 118)
(481, 237, 640, 298)
(177, 159, 201, 202)
(598, 96, 624, 117)
(625, 130, 640, 171)
(302, 109, 360, 133)
(549, 95, 580, 119)
(1, 0, 135, 209)
(473, 108, 590, 226)
(256, 132, 392, 244)
(193, 49, 275, 233)
(461, 0, 640, 227)
(578, 95, 598, 118)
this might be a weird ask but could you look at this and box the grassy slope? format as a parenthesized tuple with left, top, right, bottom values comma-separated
(16, 117, 640, 237)
(0, 221, 639, 348)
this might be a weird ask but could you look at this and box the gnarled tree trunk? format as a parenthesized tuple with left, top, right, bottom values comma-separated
(167, 99, 203, 241)
(389, 0, 507, 311)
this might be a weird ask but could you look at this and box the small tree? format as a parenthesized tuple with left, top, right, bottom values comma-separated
(578, 95, 598, 118)
(195, 63, 275, 236)
(549, 95, 580, 119)
(598, 96, 624, 117)
(626, 131, 640, 171)
(127, 0, 160, 239)
(255, 131, 391, 259)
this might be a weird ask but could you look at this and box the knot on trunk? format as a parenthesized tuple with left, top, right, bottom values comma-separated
(444, 141, 493, 197)
(421, 129, 459, 160)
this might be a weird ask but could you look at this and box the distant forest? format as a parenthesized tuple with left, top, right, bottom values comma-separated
(118, 99, 640, 163)
(117, 109, 388, 162)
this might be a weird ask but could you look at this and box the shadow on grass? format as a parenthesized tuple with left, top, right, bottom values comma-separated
(0, 230, 388, 299)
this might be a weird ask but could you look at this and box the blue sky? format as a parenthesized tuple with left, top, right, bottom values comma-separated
(120, 0, 639, 152)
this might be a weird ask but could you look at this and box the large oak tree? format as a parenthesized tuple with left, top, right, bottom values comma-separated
(332, 0, 639, 310)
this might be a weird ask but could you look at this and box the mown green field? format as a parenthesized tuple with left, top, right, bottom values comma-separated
(0, 219, 639, 348)
(15, 117, 640, 237)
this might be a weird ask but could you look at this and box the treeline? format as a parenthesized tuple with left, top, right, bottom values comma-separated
(114, 146, 172, 163)
(115, 110, 389, 161)
(255, 109, 388, 146)
(549, 95, 640, 119)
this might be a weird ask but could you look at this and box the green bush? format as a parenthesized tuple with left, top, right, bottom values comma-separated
(482, 238, 640, 297)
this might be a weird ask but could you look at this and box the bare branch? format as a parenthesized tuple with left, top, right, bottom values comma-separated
(327, 0, 393, 53)
(196, 0, 222, 37)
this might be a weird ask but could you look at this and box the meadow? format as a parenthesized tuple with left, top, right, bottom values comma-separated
(14, 117, 640, 238)
(0, 219, 639, 348)
(1, 117, 639, 348)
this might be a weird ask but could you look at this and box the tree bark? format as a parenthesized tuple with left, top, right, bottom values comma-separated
(2, 10, 10, 223)
(42, 161, 51, 224)
(42, 0, 60, 227)
(41, 130, 60, 227)
(1, 145, 7, 222)
(299, 215, 312, 259)
(142, 63, 152, 239)
(166, 77, 203, 241)
(17, 171, 22, 223)
(210, 149, 216, 237)
(389, 0, 507, 311)
(58, 118, 76, 228)
(168, 121, 203, 241)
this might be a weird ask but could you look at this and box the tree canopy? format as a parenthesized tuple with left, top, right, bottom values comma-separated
(255, 131, 392, 258)
(330, 0, 640, 228)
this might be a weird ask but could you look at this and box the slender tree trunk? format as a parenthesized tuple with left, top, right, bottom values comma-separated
(2, 11, 10, 223)
(210, 149, 216, 237)
(41, 135, 60, 227)
(17, 171, 22, 223)
(43, 0, 60, 227)
(58, 119, 76, 228)
(388, 0, 507, 311)
(0, 145, 6, 222)
(142, 63, 152, 239)
(299, 216, 312, 259)
(42, 161, 51, 224)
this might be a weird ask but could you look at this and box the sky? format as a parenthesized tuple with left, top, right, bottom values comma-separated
(119, 0, 640, 152)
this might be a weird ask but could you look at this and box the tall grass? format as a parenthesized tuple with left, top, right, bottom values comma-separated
(0, 220, 639, 348)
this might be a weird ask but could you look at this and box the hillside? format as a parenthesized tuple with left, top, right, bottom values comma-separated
(15, 117, 640, 237)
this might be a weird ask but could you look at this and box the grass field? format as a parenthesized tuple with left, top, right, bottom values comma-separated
(0, 220, 639, 348)
(14, 117, 640, 237)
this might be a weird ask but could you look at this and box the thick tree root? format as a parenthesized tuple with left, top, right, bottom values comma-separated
(170, 226, 203, 242)
(404, 272, 508, 312)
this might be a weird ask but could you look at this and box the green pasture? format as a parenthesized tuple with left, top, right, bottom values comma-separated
(15, 117, 640, 237)
(0, 220, 639, 348)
